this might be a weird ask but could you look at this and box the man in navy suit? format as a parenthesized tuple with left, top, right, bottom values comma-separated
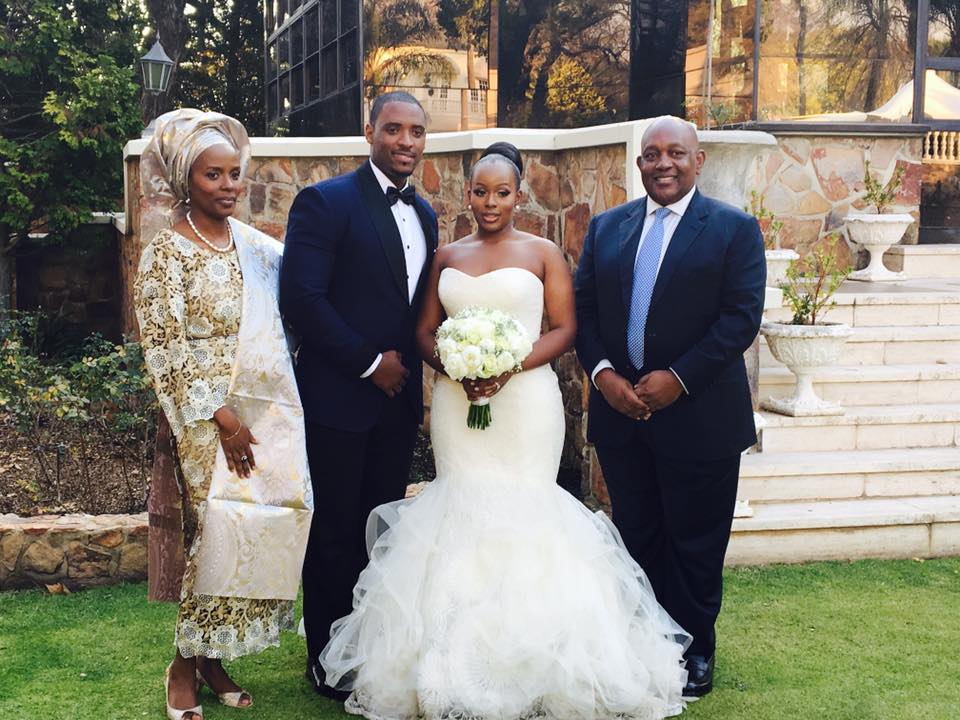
(574, 117, 765, 697)
(279, 92, 438, 699)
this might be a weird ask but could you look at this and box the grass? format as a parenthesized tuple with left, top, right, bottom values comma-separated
(1, 558, 958, 720)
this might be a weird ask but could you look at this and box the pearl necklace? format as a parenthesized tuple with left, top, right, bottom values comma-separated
(187, 212, 234, 253)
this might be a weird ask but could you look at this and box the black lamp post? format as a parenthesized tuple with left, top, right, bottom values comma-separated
(140, 39, 174, 135)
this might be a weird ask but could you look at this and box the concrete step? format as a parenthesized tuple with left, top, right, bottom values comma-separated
(759, 363, 960, 407)
(764, 279, 960, 327)
(739, 446, 960, 503)
(760, 325, 960, 367)
(758, 403, 960, 453)
(727, 495, 960, 565)
(884, 243, 960, 279)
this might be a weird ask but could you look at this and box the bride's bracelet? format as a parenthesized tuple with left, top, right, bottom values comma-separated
(221, 423, 243, 441)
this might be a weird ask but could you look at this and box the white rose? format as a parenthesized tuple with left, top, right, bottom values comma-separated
(462, 345, 483, 375)
(496, 352, 517, 375)
(479, 338, 495, 354)
(444, 353, 468, 380)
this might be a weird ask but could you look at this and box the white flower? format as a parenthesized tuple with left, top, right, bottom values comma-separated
(462, 345, 483, 375)
(445, 352, 468, 380)
(496, 352, 517, 375)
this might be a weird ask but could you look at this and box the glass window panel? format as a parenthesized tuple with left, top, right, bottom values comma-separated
(927, 70, 960, 120)
(280, 73, 291, 114)
(340, 0, 358, 32)
(683, 0, 753, 127)
(290, 0, 302, 14)
(278, 30, 290, 73)
(292, 64, 304, 107)
(265, 0, 274, 36)
(277, 0, 288, 28)
(321, 0, 337, 45)
(929, 9, 960, 58)
(268, 81, 278, 120)
(757, 0, 913, 122)
(305, 7, 320, 56)
(267, 42, 278, 80)
(341, 29, 358, 87)
(322, 42, 339, 96)
(307, 54, 321, 101)
(292, 18, 304, 65)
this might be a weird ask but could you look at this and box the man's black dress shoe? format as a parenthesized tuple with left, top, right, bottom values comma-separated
(305, 661, 350, 702)
(682, 654, 714, 698)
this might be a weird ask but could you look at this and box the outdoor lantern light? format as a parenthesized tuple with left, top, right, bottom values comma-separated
(140, 40, 173, 94)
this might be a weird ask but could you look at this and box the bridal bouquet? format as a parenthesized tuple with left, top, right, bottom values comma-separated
(436, 306, 533, 430)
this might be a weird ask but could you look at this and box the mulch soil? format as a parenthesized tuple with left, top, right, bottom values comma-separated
(0, 413, 436, 516)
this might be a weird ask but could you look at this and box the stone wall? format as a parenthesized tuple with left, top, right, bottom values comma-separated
(0, 513, 148, 591)
(752, 133, 924, 268)
(16, 222, 123, 342)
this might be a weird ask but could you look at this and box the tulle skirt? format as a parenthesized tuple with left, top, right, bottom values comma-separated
(319, 429, 690, 719)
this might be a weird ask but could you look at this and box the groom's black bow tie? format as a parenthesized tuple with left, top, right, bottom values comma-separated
(386, 184, 416, 206)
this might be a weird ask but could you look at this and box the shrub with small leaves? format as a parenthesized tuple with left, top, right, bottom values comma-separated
(862, 160, 906, 214)
(781, 234, 852, 326)
(746, 190, 785, 250)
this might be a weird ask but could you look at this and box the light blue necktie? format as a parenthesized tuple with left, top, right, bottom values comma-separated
(627, 207, 671, 369)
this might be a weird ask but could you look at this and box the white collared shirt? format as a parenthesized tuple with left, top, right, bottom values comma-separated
(361, 161, 428, 378)
(590, 185, 698, 393)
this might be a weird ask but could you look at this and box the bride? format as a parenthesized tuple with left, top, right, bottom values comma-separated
(319, 142, 690, 720)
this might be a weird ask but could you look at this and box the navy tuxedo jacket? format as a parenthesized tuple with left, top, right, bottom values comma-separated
(279, 160, 438, 431)
(574, 189, 766, 460)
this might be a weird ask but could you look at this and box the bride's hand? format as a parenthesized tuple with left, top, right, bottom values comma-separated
(462, 372, 515, 401)
(214, 407, 259, 479)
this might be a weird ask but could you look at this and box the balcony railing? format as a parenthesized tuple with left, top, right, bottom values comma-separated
(923, 131, 960, 164)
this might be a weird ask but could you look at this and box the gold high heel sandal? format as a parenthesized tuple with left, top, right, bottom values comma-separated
(164, 664, 203, 720)
(196, 666, 253, 709)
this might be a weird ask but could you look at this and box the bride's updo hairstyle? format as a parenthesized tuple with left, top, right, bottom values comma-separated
(472, 141, 524, 189)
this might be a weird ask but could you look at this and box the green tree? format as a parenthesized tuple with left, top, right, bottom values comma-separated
(545, 56, 609, 128)
(0, 0, 144, 312)
(162, 0, 265, 132)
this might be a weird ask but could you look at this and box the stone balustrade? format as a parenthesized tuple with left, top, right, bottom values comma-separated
(0, 513, 148, 591)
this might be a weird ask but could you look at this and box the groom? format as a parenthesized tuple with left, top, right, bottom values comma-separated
(279, 92, 438, 699)
(574, 116, 765, 697)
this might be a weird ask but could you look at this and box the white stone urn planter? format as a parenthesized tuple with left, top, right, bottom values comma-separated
(845, 213, 913, 282)
(760, 321, 852, 416)
(765, 248, 799, 288)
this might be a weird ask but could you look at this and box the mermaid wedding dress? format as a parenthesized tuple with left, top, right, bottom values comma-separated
(320, 267, 690, 720)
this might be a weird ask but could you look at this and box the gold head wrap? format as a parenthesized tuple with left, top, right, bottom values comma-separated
(140, 108, 251, 221)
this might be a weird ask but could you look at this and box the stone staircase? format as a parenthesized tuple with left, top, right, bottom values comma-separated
(728, 246, 960, 565)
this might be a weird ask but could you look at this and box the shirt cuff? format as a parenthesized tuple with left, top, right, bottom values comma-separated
(669, 367, 689, 395)
(591, 359, 614, 388)
(361, 353, 383, 378)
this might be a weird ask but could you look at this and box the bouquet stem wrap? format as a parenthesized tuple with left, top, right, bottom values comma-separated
(468, 397, 492, 430)
(435, 306, 533, 430)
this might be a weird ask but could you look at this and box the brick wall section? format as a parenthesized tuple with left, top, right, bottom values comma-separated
(0, 513, 148, 590)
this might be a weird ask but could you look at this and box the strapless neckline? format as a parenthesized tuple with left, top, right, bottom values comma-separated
(440, 266, 543, 287)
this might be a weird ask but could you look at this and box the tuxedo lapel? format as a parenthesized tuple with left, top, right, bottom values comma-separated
(356, 161, 408, 301)
(618, 198, 648, 313)
(410, 197, 437, 306)
(650, 190, 709, 307)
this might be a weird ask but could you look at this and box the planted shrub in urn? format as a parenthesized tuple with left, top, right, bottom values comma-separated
(761, 234, 852, 416)
(747, 190, 797, 287)
(846, 161, 912, 282)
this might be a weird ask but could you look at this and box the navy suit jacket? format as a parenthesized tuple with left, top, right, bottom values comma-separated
(279, 160, 438, 432)
(574, 189, 766, 460)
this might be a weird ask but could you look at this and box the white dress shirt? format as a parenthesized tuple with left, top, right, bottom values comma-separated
(360, 161, 428, 378)
(591, 185, 698, 393)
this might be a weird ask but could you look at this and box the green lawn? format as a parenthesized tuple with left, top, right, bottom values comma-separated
(1, 559, 958, 720)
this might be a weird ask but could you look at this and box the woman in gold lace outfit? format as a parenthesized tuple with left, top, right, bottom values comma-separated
(135, 109, 312, 720)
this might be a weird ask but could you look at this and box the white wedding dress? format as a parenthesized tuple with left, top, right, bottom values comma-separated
(320, 267, 690, 720)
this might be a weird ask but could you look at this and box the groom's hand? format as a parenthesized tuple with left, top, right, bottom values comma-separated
(595, 368, 650, 421)
(634, 370, 683, 412)
(371, 350, 410, 398)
